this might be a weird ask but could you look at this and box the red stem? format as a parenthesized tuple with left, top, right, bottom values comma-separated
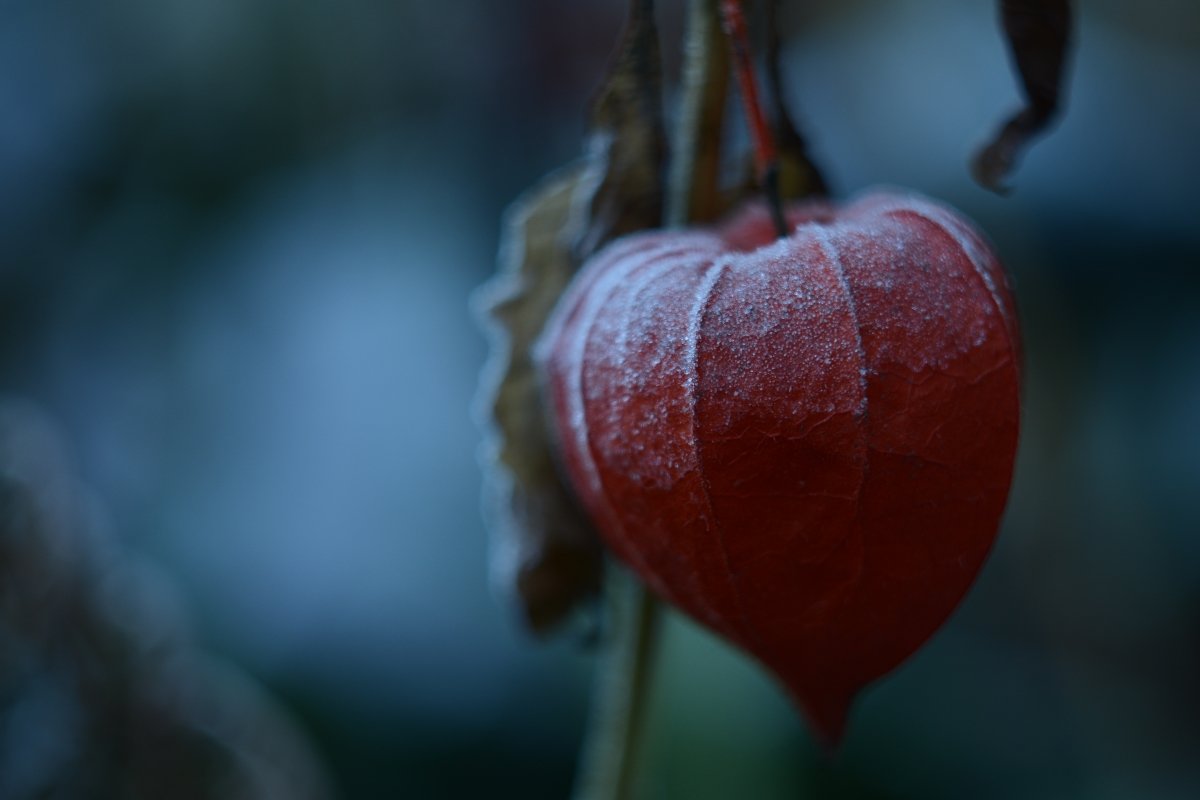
(719, 0, 788, 237)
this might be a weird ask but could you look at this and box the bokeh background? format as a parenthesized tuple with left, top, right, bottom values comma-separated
(2, 0, 1199, 797)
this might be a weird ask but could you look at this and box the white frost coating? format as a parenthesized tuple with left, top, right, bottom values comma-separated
(908, 204, 1017, 348)
(685, 259, 730, 394)
(686, 260, 734, 449)
(594, 253, 705, 491)
(556, 242, 689, 506)
(682, 257, 745, 626)
(855, 194, 1017, 357)
(812, 227, 870, 417)
(615, 261, 675, 355)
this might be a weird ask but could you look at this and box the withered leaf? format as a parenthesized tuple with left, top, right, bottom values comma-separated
(474, 0, 667, 634)
(973, 0, 1073, 193)
(474, 166, 604, 635)
(574, 0, 667, 259)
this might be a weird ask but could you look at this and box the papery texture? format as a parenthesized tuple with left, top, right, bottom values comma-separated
(536, 189, 1021, 743)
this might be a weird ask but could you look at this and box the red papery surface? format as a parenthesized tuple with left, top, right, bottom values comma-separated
(537, 189, 1021, 745)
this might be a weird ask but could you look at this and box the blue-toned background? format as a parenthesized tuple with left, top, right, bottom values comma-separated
(2, 0, 1198, 797)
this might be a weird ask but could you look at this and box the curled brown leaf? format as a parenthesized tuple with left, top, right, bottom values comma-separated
(475, 166, 604, 634)
(973, 0, 1073, 193)
(574, 0, 667, 259)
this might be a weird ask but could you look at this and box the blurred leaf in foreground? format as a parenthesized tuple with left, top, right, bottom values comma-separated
(0, 399, 333, 800)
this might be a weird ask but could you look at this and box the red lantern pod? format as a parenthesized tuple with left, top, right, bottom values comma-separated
(535, 188, 1021, 746)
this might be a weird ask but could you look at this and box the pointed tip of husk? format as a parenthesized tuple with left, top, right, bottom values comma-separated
(789, 684, 856, 754)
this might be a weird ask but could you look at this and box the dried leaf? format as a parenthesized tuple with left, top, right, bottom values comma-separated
(973, 0, 1073, 193)
(475, 166, 604, 634)
(574, 0, 667, 258)
(475, 0, 667, 634)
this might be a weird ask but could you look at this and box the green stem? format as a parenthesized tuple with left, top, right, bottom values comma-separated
(572, 569, 661, 800)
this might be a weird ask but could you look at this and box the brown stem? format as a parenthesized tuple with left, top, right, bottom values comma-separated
(572, 569, 661, 800)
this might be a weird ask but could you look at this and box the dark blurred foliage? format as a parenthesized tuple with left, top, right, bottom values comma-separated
(0, 401, 332, 798)
(1, 0, 1198, 798)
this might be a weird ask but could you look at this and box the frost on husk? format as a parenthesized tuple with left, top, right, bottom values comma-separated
(535, 191, 1022, 745)
(474, 0, 665, 634)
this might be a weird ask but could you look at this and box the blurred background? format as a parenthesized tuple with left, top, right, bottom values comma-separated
(1, 0, 1198, 797)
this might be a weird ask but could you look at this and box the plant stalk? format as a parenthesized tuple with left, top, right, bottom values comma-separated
(572, 569, 661, 800)
(666, 0, 729, 227)
(573, 2, 727, 798)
